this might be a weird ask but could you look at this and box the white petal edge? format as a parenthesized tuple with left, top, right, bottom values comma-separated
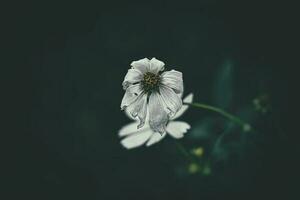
(120, 84, 143, 110)
(148, 92, 169, 134)
(124, 108, 136, 120)
(148, 58, 165, 74)
(125, 103, 151, 124)
(122, 69, 143, 90)
(159, 85, 182, 117)
(166, 121, 191, 139)
(125, 93, 148, 128)
(130, 58, 150, 74)
(160, 70, 183, 94)
(120, 129, 153, 149)
(118, 121, 151, 137)
(146, 132, 167, 146)
(171, 93, 193, 120)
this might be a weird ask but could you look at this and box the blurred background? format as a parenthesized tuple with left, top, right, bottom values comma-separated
(4, 0, 298, 199)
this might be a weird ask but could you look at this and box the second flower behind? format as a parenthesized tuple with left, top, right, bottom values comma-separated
(119, 93, 193, 149)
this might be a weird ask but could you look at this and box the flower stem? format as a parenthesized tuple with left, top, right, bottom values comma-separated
(184, 102, 251, 132)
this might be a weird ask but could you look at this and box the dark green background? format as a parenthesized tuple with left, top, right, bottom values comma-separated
(5, 1, 297, 199)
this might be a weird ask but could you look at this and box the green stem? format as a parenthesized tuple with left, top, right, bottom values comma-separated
(185, 102, 251, 132)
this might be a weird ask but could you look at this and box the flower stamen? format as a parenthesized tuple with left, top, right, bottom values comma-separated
(142, 72, 160, 92)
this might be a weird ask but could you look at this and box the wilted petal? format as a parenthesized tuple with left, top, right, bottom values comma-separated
(148, 58, 165, 74)
(166, 121, 191, 138)
(159, 85, 182, 117)
(118, 122, 151, 137)
(122, 69, 143, 89)
(120, 129, 153, 149)
(171, 93, 193, 120)
(161, 70, 183, 94)
(126, 93, 148, 128)
(124, 109, 136, 120)
(148, 92, 169, 134)
(120, 84, 143, 110)
(131, 58, 150, 74)
(146, 132, 167, 146)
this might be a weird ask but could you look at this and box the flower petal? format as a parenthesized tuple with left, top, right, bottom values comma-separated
(124, 109, 136, 120)
(166, 121, 191, 139)
(118, 121, 151, 137)
(119, 122, 138, 137)
(183, 93, 194, 103)
(130, 58, 150, 74)
(120, 84, 143, 110)
(146, 132, 167, 146)
(122, 69, 143, 89)
(148, 92, 169, 134)
(161, 70, 183, 94)
(125, 93, 148, 128)
(159, 85, 182, 117)
(120, 129, 153, 149)
(148, 58, 165, 74)
(171, 93, 193, 120)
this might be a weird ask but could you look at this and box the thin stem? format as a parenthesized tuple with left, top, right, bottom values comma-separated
(185, 102, 251, 132)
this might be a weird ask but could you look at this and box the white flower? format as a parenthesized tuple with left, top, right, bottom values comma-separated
(119, 93, 193, 149)
(121, 58, 184, 134)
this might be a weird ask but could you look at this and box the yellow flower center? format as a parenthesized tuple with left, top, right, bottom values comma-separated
(142, 72, 160, 92)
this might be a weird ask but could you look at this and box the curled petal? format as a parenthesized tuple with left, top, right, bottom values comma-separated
(120, 84, 143, 110)
(130, 58, 150, 74)
(159, 85, 182, 117)
(122, 69, 143, 90)
(148, 92, 169, 134)
(120, 129, 153, 149)
(171, 93, 193, 120)
(146, 132, 167, 146)
(125, 93, 148, 128)
(124, 109, 136, 120)
(166, 121, 191, 139)
(148, 58, 165, 74)
(161, 70, 183, 94)
(125, 104, 151, 126)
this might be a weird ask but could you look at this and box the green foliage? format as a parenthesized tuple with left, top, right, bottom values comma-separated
(184, 58, 262, 179)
